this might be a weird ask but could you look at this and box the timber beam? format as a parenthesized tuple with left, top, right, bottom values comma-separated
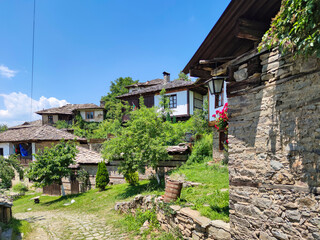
(235, 18, 267, 41)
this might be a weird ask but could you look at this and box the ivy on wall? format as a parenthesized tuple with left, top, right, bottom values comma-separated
(259, 0, 320, 57)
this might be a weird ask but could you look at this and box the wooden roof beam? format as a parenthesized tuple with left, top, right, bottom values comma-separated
(189, 69, 212, 79)
(235, 18, 267, 41)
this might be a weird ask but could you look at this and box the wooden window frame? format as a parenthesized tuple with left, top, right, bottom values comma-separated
(168, 94, 177, 109)
(193, 92, 203, 111)
(86, 111, 94, 120)
(214, 85, 224, 108)
(48, 115, 54, 124)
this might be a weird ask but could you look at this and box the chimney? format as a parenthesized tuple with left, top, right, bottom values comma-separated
(100, 100, 105, 108)
(163, 71, 170, 84)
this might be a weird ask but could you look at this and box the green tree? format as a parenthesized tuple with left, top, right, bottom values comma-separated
(0, 124, 8, 133)
(159, 89, 172, 119)
(93, 119, 122, 139)
(0, 155, 23, 189)
(27, 140, 78, 187)
(101, 77, 138, 121)
(178, 71, 191, 81)
(95, 161, 110, 191)
(259, 0, 320, 57)
(102, 97, 170, 184)
(54, 120, 71, 129)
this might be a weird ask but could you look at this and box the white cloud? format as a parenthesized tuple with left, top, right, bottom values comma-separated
(0, 92, 68, 126)
(0, 65, 17, 78)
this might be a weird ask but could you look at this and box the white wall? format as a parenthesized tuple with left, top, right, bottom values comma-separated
(209, 81, 228, 122)
(79, 110, 104, 122)
(0, 143, 10, 157)
(154, 90, 188, 116)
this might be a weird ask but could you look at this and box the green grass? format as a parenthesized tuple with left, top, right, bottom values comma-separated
(0, 218, 32, 239)
(13, 179, 164, 215)
(12, 162, 229, 239)
(169, 162, 230, 222)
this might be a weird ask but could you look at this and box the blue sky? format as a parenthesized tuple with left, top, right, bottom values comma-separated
(0, 0, 230, 126)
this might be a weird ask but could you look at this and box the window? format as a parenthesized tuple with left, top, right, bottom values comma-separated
(194, 92, 203, 111)
(215, 93, 223, 108)
(86, 111, 94, 119)
(48, 115, 54, 124)
(0, 148, 3, 156)
(168, 95, 177, 109)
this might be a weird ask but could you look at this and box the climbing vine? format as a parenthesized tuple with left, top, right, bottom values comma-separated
(259, 0, 320, 57)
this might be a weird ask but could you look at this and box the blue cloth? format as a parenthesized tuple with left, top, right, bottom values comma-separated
(19, 144, 28, 157)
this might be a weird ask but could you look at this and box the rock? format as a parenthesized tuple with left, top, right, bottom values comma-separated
(208, 220, 231, 240)
(234, 68, 248, 82)
(140, 220, 150, 234)
(286, 210, 301, 222)
(270, 161, 283, 171)
(271, 229, 288, 240)
(180, 207, 211, 228)
(260, 232, 277, 240)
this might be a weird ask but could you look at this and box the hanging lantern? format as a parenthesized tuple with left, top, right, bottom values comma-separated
(207, 76, 226, 95)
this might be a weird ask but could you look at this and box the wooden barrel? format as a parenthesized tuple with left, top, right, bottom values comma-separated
(163, 180, 183, 203)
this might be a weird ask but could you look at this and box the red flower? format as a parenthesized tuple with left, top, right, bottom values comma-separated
(212, 114, 216, 117)
(226, 139, 229, 144)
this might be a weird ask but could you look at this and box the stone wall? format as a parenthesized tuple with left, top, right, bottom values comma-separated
(115, 195, 231, 240)
(228, 49, 320, 239)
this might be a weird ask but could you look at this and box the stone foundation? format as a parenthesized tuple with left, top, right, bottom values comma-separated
(115, 195, 231, 240)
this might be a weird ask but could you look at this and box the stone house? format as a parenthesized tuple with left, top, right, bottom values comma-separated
(36, 103, 105, 125)
(183, 0, 320, 239)
(183, 0, 281, 161)
(117, 72, 207, 121)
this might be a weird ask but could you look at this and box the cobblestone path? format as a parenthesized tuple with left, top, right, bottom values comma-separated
(15, 210, 127, 240)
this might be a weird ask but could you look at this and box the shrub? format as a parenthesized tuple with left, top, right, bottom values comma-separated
(95, 161, 110, 191)
(12, 183, 28, 193)
(187, 134, 213, 164)
(124, 171, 139, 186)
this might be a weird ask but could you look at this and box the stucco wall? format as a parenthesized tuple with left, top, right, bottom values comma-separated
(79, 110, 104, 122)
(0, 143, 10, 157)
(42, 114, 59, 125)
(154, 90, 188, 116)
(228, 50, 320, 240)
(209, 81, 228, 122)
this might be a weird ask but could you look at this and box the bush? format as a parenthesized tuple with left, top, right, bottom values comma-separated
(124, 171, 139, 186)
(187, 134, 213, 164)
(12, 183, 28, 193)
(95, 162, 110, 191)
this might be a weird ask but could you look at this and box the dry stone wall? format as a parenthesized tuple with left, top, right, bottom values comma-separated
(115, 195, 231, 240)
(228, 49, 320, 239)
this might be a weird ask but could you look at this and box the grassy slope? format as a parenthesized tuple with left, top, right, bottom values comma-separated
(12, 162, 229, 238)
(169, 163, 229, 222)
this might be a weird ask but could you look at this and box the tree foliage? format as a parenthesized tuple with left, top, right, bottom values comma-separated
(27, 140, 78, 187)
(101, 77, 138, 121)
(0, 124, 8, 133)
(102, 97, 170, 178)
(0, 155, 23, 189)
(178, 71, 191, 81)
(54, 120, 71, 129)
(95, 161, 110, 191)
(259, 0, 320, 57)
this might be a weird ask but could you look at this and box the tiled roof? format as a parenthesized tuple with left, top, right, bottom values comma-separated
(9, 120, 42, 130)
(125, 79, 165, 88)
(0, 125, 86, 143)
(36, 104, 104, 115)
(69, 146, 105, 168)
(117, 80, 195, 98)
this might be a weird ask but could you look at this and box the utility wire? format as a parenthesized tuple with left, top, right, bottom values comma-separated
(30, 0, 36, 121)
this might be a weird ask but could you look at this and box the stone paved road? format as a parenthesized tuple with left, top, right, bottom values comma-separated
(15, 210, 127, 240)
